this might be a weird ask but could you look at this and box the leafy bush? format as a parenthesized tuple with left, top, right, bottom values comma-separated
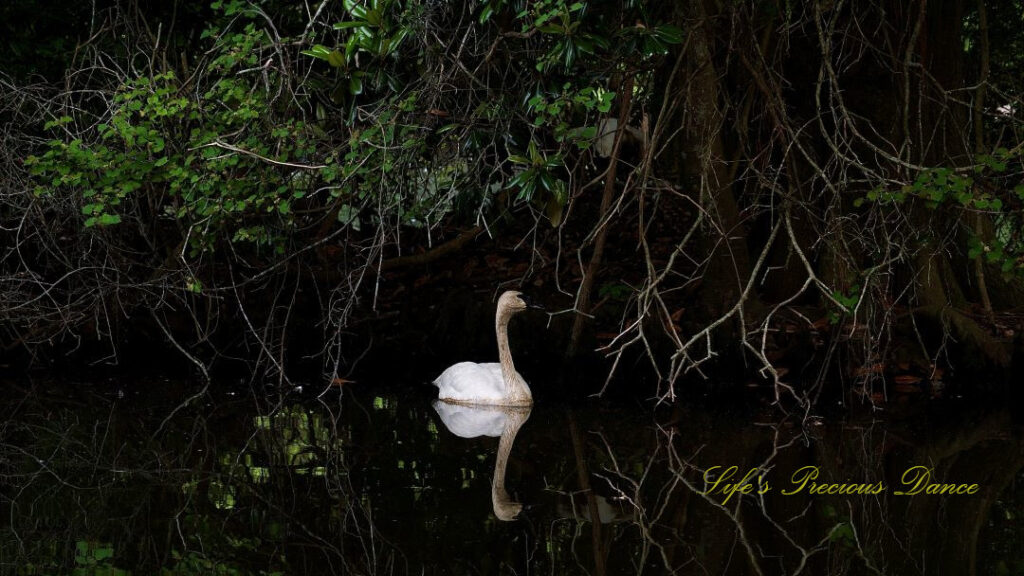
(26, 15, 322, 257)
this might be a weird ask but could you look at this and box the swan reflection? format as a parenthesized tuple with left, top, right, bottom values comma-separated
(433, 401, 531, 521)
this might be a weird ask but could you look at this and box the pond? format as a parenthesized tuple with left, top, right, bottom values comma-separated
(2, 374, 1022, 575)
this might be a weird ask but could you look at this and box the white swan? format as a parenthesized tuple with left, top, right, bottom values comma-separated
(433, 401, 531, 521)
(433, 290, 542, 406)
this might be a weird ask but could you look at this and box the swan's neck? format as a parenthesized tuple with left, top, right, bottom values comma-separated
(491, 414, 519, 494)
(492, 409, 529, 521)
(496, 310, 530, 403)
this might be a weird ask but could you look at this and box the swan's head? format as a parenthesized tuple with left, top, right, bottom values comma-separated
(498, 290, 544, 314)
(493, 499, 523, 521)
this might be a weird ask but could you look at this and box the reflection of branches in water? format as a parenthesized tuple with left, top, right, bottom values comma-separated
(2, 388, 165, 569)
(583, 412, 1023, 576)
(0, 385, 401, 575)
(4, 387, 1022, 574)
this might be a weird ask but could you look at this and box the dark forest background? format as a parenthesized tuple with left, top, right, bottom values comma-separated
(2, 0, 1024, 405)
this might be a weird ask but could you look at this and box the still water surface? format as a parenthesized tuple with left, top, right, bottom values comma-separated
(2, 377, 1022, 575)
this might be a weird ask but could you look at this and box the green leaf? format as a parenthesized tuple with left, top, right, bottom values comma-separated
(98, 213, 122, 226)
(829, 522, 855, 544)
(301, 44, 333, 60)
(349, 74, 364, 95)
(527, 139, 540, 161)
(563, 40, 575, 69)
(343, 0, 368, 20)
(653, 25, 684, 44)
(576, 36, 595, 54)
(334, 20, 369, 30)
(539, 171, 555, 192)
(337, 204, 361, 231)
(346, 35, 359, 60)
(479, 5, 494, 23)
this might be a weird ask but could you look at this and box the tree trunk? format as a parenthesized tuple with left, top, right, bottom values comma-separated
(676, 0, 753, 318)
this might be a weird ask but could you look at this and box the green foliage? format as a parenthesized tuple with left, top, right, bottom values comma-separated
(521, 0, 606, 72)
(615, 22, 685, 58)
(73, 541, 128, 576)
(25, 11, 325, 256)
(833, 284, 860, 312)
(164, 548, 283, 576)
(828, 522, 856, 548)
(853, 148, 1024, 279)
(321, 91, 449, 229)
(295, 0, 686, 233)
(967, 234, 1024, 276)
(302, 0, 409, 102)
(598, 282, 632, 301)
(526, 83, 615, 144)
(828, 284, 860, 324)
(514, 0, 683, 72)
(508, 139, 567, 208)
(855, 148, 1018, 211)
(252, 404, 337, 474)
(855, 168, 978, 208)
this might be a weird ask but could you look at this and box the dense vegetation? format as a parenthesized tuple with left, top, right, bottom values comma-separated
(2, 0, 1023, 404)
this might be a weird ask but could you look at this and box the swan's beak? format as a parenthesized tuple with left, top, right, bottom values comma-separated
(515, 502, 541, 520)
(520, 294, 545, 310)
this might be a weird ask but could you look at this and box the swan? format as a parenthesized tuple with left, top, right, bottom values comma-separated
(433, 401, 531, 520)
(433, 290, 543, 406)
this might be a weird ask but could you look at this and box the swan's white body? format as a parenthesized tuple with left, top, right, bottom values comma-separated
(433, 291, 538, 407)
(433, 362, 533, 406)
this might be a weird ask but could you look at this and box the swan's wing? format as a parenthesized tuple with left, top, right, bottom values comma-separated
(436, 363, 520, 386)
(432, 401, 508, 437)
(433, 362, 507, 403)
(483, 363, 504, 380)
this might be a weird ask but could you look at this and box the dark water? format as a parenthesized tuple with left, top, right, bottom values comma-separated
(2, 376, 1022, 575)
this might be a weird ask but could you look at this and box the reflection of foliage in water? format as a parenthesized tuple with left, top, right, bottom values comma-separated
(982, 482, 1024, 576)
(3, 383, 1024, 575)
(0, 385, 390, 575)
